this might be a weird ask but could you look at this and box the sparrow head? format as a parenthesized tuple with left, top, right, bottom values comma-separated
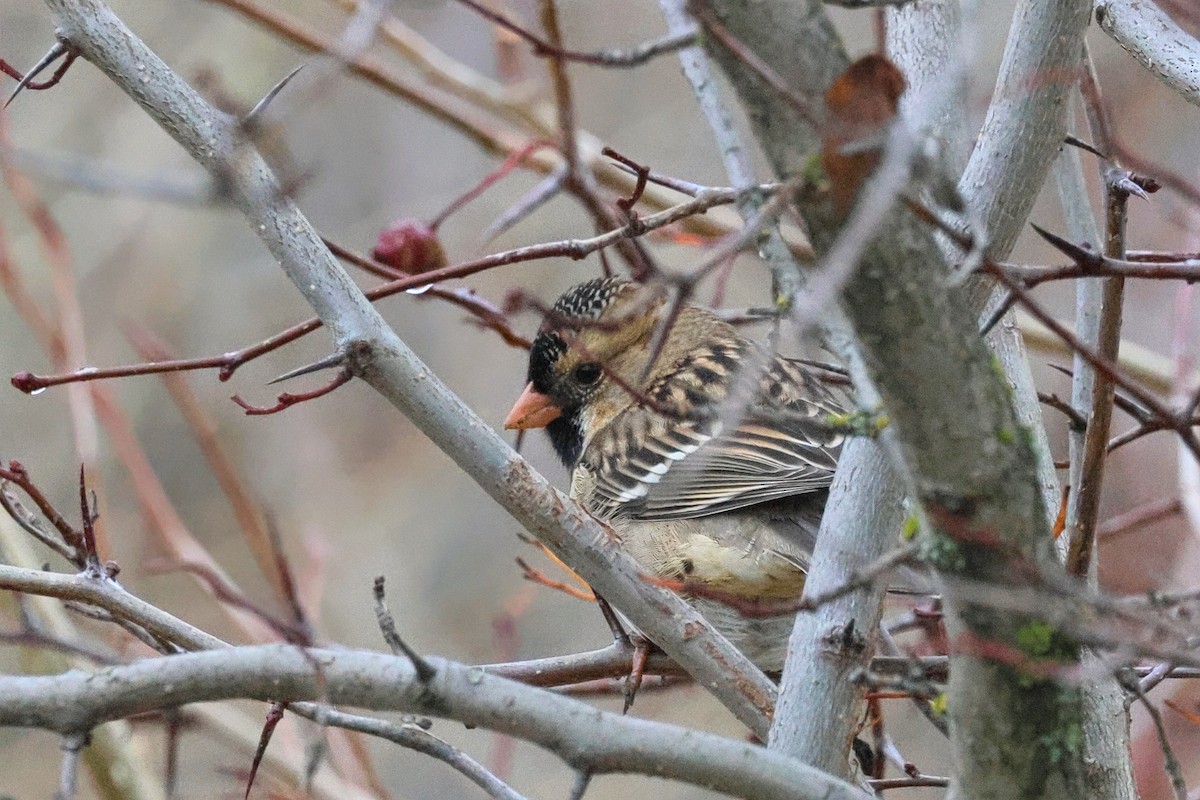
(504, 278, 664, 466)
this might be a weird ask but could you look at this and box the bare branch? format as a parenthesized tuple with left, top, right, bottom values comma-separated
(56, 732, 88, 800)
(454, 1, 695, 68)
(0, 563, 226, 651)
(1095, 0, 1200, 110)
(11, 185, 756, 393)
(316, 708, 529, 800)
(0, 645, 870, 800)
(372, 576, 436, 683)
(38, 0, 778, 737)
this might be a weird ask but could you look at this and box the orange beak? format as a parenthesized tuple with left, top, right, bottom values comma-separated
(504, 383, 563, 430)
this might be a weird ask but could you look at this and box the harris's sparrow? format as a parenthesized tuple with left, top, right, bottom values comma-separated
(504, 278, 846, 671)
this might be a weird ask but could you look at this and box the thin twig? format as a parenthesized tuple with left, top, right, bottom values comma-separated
(11, 185, 758, 393)
(319, 708, 529, 800)
(1064, 50, 1138, 577)
(231, 368, 352, 416)
(455, 1, 695, 67)
(55, 732, 88, 800)
(3, 42, 79, 107)
(1097, 497, 1182, 541)
(1129, 680, 1188, 800)
(372, 576, 436, 682)
(0, 461, 85, 562)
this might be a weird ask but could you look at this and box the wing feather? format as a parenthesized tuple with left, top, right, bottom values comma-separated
(583, 352, 846, 520)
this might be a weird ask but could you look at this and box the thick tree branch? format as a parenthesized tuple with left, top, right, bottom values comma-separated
(1095, 0, 1200, 110)
(960, 0, 1094, 522)
(0, 645, 869, 800)
(960, 0, 1093, 264)
(654, 8, 904, 776)
(885, 0, 969, 174)
(699, 1, 1093, 798)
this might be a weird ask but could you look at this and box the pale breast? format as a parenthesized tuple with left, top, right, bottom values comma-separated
(612, 512, 810, 599)
(573, 464, 821, 600)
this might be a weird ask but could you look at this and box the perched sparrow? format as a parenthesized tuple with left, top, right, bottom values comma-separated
(504, 278, 846, 671)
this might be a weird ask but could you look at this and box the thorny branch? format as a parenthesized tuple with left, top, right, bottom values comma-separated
(10, 183, 769, 394)
(34, 0, 786, 741)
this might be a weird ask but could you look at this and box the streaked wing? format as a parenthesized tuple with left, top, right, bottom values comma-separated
(583, 353, 845, 521)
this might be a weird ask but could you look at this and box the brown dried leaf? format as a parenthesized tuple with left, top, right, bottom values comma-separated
(821, 55, 906, 215)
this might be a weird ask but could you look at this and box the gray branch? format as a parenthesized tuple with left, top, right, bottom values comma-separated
(699, 0, 1095, 797)
(313, 708, 528, 800)
(657, 0, 807, 300)
(960, 0, 1093, 264)
(657, 1, 903, 775)
(0, 564, 224, 651)
(825, 0, 918, 6)
(959, 0, 1093, 518)
(39, 0, 776, 738)
(770, 432, 904, 775)
(1095, 0, 1200, 110)
(0, 644, 870, 800)
(886, 0, 970, 174)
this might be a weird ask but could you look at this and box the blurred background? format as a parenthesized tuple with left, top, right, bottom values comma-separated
(1, 0, 1199, 797)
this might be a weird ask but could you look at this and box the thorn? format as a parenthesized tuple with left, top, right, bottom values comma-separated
(1062, 134, 1108, 161)
(243, 64, 305, 129)
(1029, 223, 1104, 269)
(623, 636, 652, 714)
(1106, 168, 1159, 202)
(1111, 173, 1150, 202)
(594, 594, 630, 647)
(479, 165, 567, 244)
(6, 42, 69, 108)
(267, 351, 345, 385)
(978, 290, 1017, 337)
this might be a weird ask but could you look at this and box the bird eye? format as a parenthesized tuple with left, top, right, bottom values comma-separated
(573, 363, 602, 385)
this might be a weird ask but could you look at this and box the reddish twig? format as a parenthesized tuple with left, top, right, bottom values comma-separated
(999, 254, 1200, 286)
(1038, 391, 1087, 431)
(1098, 497, 1183, 541)
(869, 775, 950, 791)
(429, 139, 558, 229)
(534, 0, 657, 278)
(206, 0, 509, 155)
(1051, 485, 1070, 540)
(143, 558, 310, 644)
(688, 2, 822, 128)
(11, 186, 750, 394)
(123, 325, 295, 604)
(244, 701, 288, 800)
(452, 0, 694, 67)
(909, 199, 1200, 465)
(266, 516, 313, 642)
(0, 51, 77, 90)
(516, 557, 596, 602)
(77, 465, 101, 569)
(603, 147, 650, 212)
(426, 287, 531, 349)
(2, 43, 79, 107)
(0, 460, 85, 562)
(231, 368, 352, 416)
